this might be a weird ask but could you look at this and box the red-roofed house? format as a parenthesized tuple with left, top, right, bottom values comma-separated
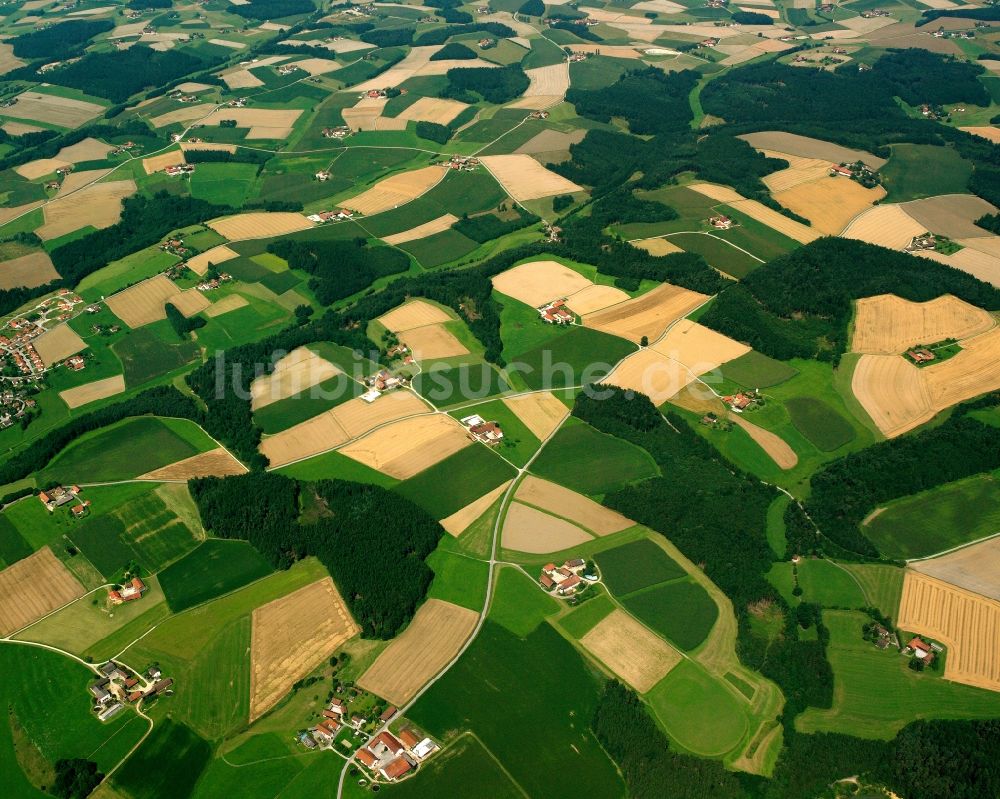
(368, 731, 405, 759)
(380, 757, 413, 781)
(909, 637, 933, 659)
(398, 727, 421, 749)
(356, 748, 377, 768)
(558, 575, 583, 595)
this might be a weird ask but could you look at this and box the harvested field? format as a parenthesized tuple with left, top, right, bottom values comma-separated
(208, 212, 313, 240)
(606, 349, 696, 405)
(350, 45, 439, 92)
(2, 121, 42, 135)
(0, 548, 84, 636)
(580, 609, 681, 692)
(33, 323, 85, 366)
(203, 294, 248, 317)
(340, 413, 471, 479)
(199, 108, 303, 139)
(150, 103, 216, 127)
(57, 169, 114, 197)
(250, 346, 341, 410)
(502, 502, 593, 552)
(492, 260, 593, 307)
(480, 155, 583, 202)
(38, 179, 135, 241)
(727, 198, 820, 244)
(440, 479, 512, 535)
(514, 475, 632, 535)
(732, 417, 798, 469)
(383, 214, 458, 245)
(59, 374, 125, 409)
(0, 201, 43, 226)
(919, 245, 1000, 288)
(289, 57, 340, 75)
(175, 82, 214, 93)
(773, 176, 885, 235)
(0, 251, 59, 290)
(2, 91, 104, 128)
(138, 447, 247, 480)
(186, 244, 238, 276)
(358, 598, 478, 705)
(902, 195, 999, 241)
(838, 13, 898, 31)
(222, 69, 264, 89)
(687, 182, 745, 203)
(105, 274, 203, 328)
(343, 97, 388, 132)
(379, 299, 452, 331)
(582, 282, 708, 344)
(16, 157, 70, 180)
(341, 166, 445, 215)
(911, 537, 1000, 601)
(898, 571, 1000, 692)
(760, 153, 833, 192)
(514, 128, 586, 156)
(585, 7, 651, 23)
(851, 294, 994, 354)
(250, 577, 360, 720)
(209, 38, 246, 49)
(400, 324, 469, 360)
(632, 237, 683, 256)
(143, 151, 185, 175)
(739, 132, 886, 168)
(563, 284, 631, 315)
(960, 126, 1000, 144)
(395, 97, 468, 126)
(501, 391, 568, 440)
(842, 204, 926, 249)
(0, 43, 25, 75)
(519, 62, 570, 103)
(332, 391, 429, 437)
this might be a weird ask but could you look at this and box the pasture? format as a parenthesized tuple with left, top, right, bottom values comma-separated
(411, 362, 511, 406)
(111, 719, 212, 799)
(880, 143, 973, 202)
(426, 549, 490, 611)
(785, 397, 857, 451)
(158, 539, 274, 612)
(719, 351, 798, 388)
(513, 325, 636, 391)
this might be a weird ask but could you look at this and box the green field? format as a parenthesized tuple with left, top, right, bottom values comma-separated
(647, 659, 749, 757)
(0, 514, 32, 567)
(488, 566, 561, 639)
(532, 418, 659, 496)
(158, 539, 274, 612)
(863, 472, 1000, 559)
(557, 592, 616, 638)
(448, 397, 542, 467)
(785, 397, 857, 452)
(666, 232, 762, 279)
(595, 539, 686, 595)
(426, 549, 489, 612)
(253, 373, 363, 434)
(394, 444, 516, 519)
(768, 559, 867, 609)
(881, 144, 974, 202)
(839, 563, 905, 622)
(111, 719, 212, 799)
(113, 327, 200, 386)
(189, 162, 259, 207)
(797, 610, 1000, 737)
(622, 579, 719, 651)
(511, 326, 635, 391)
(275, 449, 400, 487)
(720, 351, 798, 389)
(412, 361, 511, 407)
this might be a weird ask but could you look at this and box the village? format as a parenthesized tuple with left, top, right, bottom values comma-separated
(88, 659, 174, 722)
(0, 289, 87, 386)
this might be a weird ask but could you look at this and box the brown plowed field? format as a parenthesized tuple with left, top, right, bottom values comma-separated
(138, 447, 247, 480)
(340, 413, 470, 479)
(358, 598, 478, 705)
(0, 251, 59, 290)
(902, 194, 999, 241)
(501, 502, 593, 553)
(59, 374, 125, 409)
(33, 323, 86, 366)
(911, 537, 1000, 602)
(851, 294, 994, 354)
(501, 391, 568, 440)
(250, 577, 359, 720)
(582, 282, 708, 344)
(479, 155, 583, 202)
(440, 480, 511, 536)
(342, 166, 445, 216)
(898, 571, 1000, 692)
(580, 609, 681, 692)
(492, 260, 593, 307)
(0, 548, 85, 636)
(514, 475, 633, 535)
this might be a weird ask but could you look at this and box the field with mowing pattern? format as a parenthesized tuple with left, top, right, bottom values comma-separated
(622, 579, 719, 652)
(158, 539, 274, 612)
(595, 539, 686, 596)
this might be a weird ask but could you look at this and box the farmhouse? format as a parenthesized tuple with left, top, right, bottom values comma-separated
(365, 369, 406, 393)
(907, 348, 936, 363)
(307, 209, 353, 224)
(38, 485, 82, 512)
(460, 414, 504, 445)
(906, 636, 937, 665)
(322, 126, 352, 139)
(709, 214, 733, 230)
(71, 501, 90, 518)
(907, 233, 937, 252)
(723, 391, 759, 412)
(108, 577, 147, 605)
(538, 299, 574, 325)
(830, 164, 854, 178)
(164, 164, 195, 177)
(448, 155, 479, 171)
(540, 559, 591, 595)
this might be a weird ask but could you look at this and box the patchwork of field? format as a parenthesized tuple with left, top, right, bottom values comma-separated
(378, 299, 468, 359)
(358, 598, 478, 705)
(688, 182, 820, 243)
(2, 90, 104, 127)
(851, 294, 995, 354)
(143, 150, 186, 175)
(631, 237, 683, 256)
(199, 108, 303, 139)
(842, 204, 925, 249)
(739, 132, 886, 168)
(250, 346, 341, 410)
(33, 323, 86, 366)
(342, 165, 445, 215)
(501, 501, 592, 552)
(204, 294, 249, 317)
(440, 479, 511, 536)
(186, 244, 239, 276)
(0, 251, 59, 290)
(773, 176, 885, 235)
(514, 475, 632, 535)
(479, 155, 583, 202)
(150, 103, 216, 128)
(852, 326, 1000, 437)
(383, 214, 458, 245)
(38, 179, 136, 241)
(501, 391, 568, 440)
(0, 548, 85, 636)
(492, 259, 593, 307)
(57, 169, 115, 197)
(580, 609, 681, 692)
(340, 413, 471, 479)
(208, 212, 313, 240)
(732, 416, 798, 470)
(911, 537, 1000, 602)
(898, 571, 1000, 692)
(917, 245, 1000, 288)
(250, 577, 360, 720)
(105, 274, 208, 328)
(59, 374, 126, 409)
(396, 97, 468, 126)
(507, 63, 570, 110)
(582, 282, 708, 344)
(138, 447, 247, 480)
(515, 128, 586, 156)
(902, 194, 998, 241)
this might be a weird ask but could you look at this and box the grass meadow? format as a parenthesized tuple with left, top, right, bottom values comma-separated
(720, 351, 798, 389)
(275, 449, 400, 488)
(158, 539, 274, 613)
(622, 579, 719, 651)
(111, 719, 212, 799)
(510, 326, 635, 391)
(426, 549, 489, 612)
(881, 143, 974, 202)
(557, 591, 616, 638)
(595, 538, 686, 595)
(785, 397, 857, 452)
(767, 559, 868, 609)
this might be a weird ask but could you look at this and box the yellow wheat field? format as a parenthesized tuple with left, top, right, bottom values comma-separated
(501, 391, 568, 440)
(727, 199, 820, 244)
(501, 502, 594, 553)
(203, 294, 249, 317)
(631, 237, 683, 256)
(0, 251, 59, 290)
(33, 323, 86, 367)
(842, 204, 926, 249)
(772, 176, 885, 235)
(563, 284, 631, 315)
(918, 246, 1000, 289)
(492, 260, 593, 307)
(340, 413, 471, 479)
(581, 609, 681, 692)
(480, 155, 583, 202)
(732, 417, 798, 470)
(342, 166, 446, 216)
(59, 374, 126, 409)
(582, 282, 709, 344)
(186, 244, 239, 276)
(395, 97, 468, 126)
(440, 480, 511, 536)
(378, 299, 453, 331)
(760, 153, 833, 193)
(514, 475, 633, 535)
(138, 447, 247, 480)
(250, 346, 340, 410)
(851, 294, 995, 354)
(0, 548, 85, 636)
(399, 324, 469, 360)
(38, 180, 136, 241)
(143, 151, 186, 175)
(106, 274, 206, 329)
(2, 91, 103, 128)
(383, 214, 458, 245)
(150, 103, 216, 128)
(199, 108, 303, 139)
(208, 212, 313, 240)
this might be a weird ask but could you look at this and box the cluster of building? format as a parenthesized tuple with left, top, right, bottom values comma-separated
(907, 233, 938, 252)
(163, 163, 196, 177)
(322, 125, 353, 139)
(65, 354, 86, 372)
(931, 27, 975, 39)
(361, 369, 408, 402)
(905, 636, 942, 666)
(905, 347, 938, 364)
(277, 64, 301, 76)
(108, 577, 147, 606)
(0, 388, 36, 430)
(568, 52, 590, 63)
(528, 110, 549, 120)
(447, 155, 479, 171)
(829, 160, 880, 188)
(706, 0, 728, 8)
(863, 621, 898, 650)
(460, 414, 504, 445)
(38, 485, 89, 517)
(161, 237, 191, 258)
(110, 141, 138, 156)
(354, 728, 438, 782)
(478, 37, 497, 48)
(170, 91, 201, 103)
(722, 390, 761, 413)
(195, 272, 233, 292)
(700, 37, 719, 48)
(539, 559, 595, 595)
(89, 661, 173, 721)
(543, 222, 562, 243)
(307, 208, 354, 224)
(709, 214, 734, 230)
(538, 298, 574, 325)
(860, 8, 891, 17)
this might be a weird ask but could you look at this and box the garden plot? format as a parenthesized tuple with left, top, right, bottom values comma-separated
(0, 548, 84, 636)
(480, 155, 583, 202)
(917, 247, 1000, 288)
(358, 599, 478, 705)
(138, 448, 247, 480)
(0, 251, 59, 290)
(580, 609, 681, 692)
(33, 323, 86, 366)
(501, 502, 593, 553)
(340, 413, 471, 479)
(208, 211, 313, 240)
(738, 132, 886, 168)
(901, 195, 999, 241)
(582, 282, 708, 344)
(342, 166, 446, 215)
(382, 214, 458, 245)
(492, 260, 593, 307)
(631, 237, 683, 256)
(199, 108, 303, 139)
(898, 570, 1000, 692)
(842, 204, 926, 249)
(1, 91, 104, 128)
(250, 577, 360, 720)
(250, 346, 341, 410)
(150, 103, 216, 128)
(59, 374, 126, 409)
(514, 475, 632, 535)
(105, 274, 208, 328)
(38, 179, 136, 241)
(502, 391, 568, 440)
(851, 294, 995, 354)
(772, 176, 885, 235)
(143, 151, 186, 175)
(186, 244, 238, 276)
(395, 97, 468, 126)
(440, 479, 512, 535)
